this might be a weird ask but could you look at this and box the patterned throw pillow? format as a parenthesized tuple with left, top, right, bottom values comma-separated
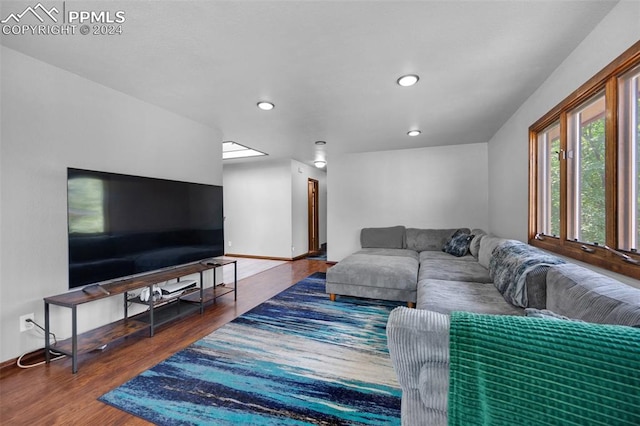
(442, 229, 474, 257)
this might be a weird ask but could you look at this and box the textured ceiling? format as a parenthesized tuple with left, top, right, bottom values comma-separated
(0, 0, 618, 166)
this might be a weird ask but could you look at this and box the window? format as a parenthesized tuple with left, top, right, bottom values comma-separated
(567, 94, 606, 245)
(529, 41, 640, 279)
(536, 122, 561, 237)
(618, 64, 640, 252)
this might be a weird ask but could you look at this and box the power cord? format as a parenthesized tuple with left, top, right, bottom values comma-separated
(16, 318, 66, 369)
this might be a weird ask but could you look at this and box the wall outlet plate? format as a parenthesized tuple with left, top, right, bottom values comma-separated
(20, 313, 34, 332)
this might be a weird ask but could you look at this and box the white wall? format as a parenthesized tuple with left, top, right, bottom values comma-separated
(223, 159, 327, 259)
(487, 1, 640, 287)
(327, 143, 489, 261)
(223, 160, 293, 258)
(0, 47, 223, 363)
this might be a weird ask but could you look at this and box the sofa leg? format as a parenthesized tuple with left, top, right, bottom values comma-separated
(330, 293, 336, 302)
(407, 302, 416, 308)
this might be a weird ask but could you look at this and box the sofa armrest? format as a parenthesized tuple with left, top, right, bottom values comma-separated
(386, 307, 450, 390)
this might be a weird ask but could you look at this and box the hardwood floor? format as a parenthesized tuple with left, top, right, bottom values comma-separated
(0, 259, 329, 425)
(220, 256, 287, 282)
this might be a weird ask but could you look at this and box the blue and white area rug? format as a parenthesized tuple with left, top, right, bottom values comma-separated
(99, 272, 403, 425)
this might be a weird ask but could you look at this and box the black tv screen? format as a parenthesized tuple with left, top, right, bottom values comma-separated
(67, 168, 224, 289)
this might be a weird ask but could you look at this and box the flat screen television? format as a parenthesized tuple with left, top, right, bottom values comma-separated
(67, 168, 224, 289)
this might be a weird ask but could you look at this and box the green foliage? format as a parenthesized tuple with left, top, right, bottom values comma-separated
(578, 117, 606, 244)
(550, 138, 561, 237)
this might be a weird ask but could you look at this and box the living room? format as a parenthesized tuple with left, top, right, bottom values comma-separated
(1, 0, 640, 423)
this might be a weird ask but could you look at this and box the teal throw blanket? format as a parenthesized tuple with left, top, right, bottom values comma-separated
(448, 312, 640, 426)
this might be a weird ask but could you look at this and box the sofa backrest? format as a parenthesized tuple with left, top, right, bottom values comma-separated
(546, 263, 640, 326)
(360, 226, 406, 249)
(405, 228, 469, 252)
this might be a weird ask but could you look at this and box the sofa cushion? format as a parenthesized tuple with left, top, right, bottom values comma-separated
(417, 279, 523, 315)
(546, 264, 640, 326)
(357, 248, 419, 260)
(419, 251, 476, 262)
(442, 230, 473, 257)
(327, 252, 418, 291)
(418, 259, 491, 283)
(406, 228, 469, 252)
(477, 235, 508, 269)
(360, 226, 406, 249)
(468, 229, 487, 259)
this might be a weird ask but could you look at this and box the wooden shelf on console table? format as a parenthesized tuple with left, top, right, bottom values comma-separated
(181, 284, 236, 304)
(49, 317, 149, 357)
(44, 259, 237, 374)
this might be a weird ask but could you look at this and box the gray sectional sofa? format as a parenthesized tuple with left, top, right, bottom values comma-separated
(325, 226, 640, 425)
(326, 226, 556, 313)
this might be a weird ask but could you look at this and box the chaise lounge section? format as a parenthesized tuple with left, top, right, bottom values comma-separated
(326, 226, 420, 305)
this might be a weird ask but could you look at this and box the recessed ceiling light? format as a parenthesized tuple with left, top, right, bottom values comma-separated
(314, 160, 327, 168)
(407, 130, 421, 137)
(315, 140, 327, 145)
(257, 101, 275, 111)
(397, 74, 419, 87)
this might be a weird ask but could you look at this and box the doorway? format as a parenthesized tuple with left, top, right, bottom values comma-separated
(308, 178, 320, 255)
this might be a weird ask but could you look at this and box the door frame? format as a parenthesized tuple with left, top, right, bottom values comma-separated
(308, 178, 320, 255)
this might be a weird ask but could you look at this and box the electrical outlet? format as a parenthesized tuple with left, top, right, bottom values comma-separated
(20, 313, 34, 332)
(228, 241, 232, 247)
